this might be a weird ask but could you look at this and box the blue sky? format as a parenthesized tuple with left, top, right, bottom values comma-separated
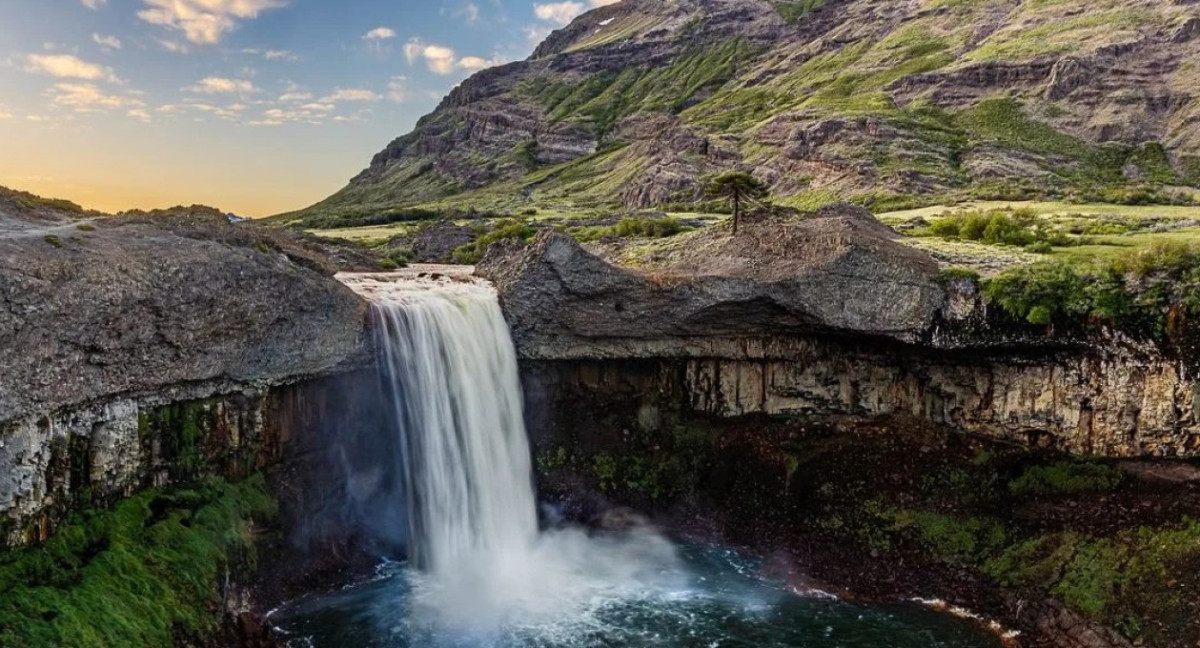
(0, 0, 615, 215)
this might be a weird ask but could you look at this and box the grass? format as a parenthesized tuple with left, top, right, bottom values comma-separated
(881, 201, 1200, 222)
(0, 476, 276, 648)
(1008, 460, 1126, 497)
(773, 0, 829, 24)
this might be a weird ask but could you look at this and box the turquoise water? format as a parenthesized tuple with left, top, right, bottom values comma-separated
(271, 543, 1005, 648)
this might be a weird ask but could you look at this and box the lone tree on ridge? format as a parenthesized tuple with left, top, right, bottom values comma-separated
(703, 171, 770, 235)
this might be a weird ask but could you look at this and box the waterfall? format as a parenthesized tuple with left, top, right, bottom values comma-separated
(371, 280, 537, 576)
(341, 272, 682, 633)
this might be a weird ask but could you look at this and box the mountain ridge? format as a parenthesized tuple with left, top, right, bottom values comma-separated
(284, 0, 1200, 226)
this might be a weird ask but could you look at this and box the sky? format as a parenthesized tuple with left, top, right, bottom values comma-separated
(0, 0, 618, 216)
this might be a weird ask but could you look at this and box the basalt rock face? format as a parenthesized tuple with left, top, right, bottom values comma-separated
(0, 196, 374, 546)
(481, 205, 1200, 459)
(295, 0, 1200, 224)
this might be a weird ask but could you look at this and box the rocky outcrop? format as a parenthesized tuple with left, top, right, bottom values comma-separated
(0, 198, 373, 546)
(481, 204, 1200, 458)
(478, 204, 945, 352)
(0, 208, 369, 423)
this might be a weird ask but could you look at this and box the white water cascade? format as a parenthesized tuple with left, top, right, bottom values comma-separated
(342, 271, 682, 633)
(373, 280, 537, 575)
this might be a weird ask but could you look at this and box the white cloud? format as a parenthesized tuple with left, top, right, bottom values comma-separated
(93, 34, 122, 50)
(387, 76, 408, 103)
(533, 0, 620, 26)
(240, 48, 298, 61)
(80, 0, 107, 9)
(278, 91, 312, 102)
(48, 83, 144, 112)
(323, 88, 380, 102)
(127, 108, 151, 123)
(457, 55, 504, 71)
(158, 101, 245, 121)
(403, 38, 502, 75)
(248, 104, 331, 126)
(185, 76, 256, 93)
(137, 0, 287, 45)
(25, 54, 120, 83)
(0, 109, 11, 120)
(157, 39, 190, 54)
(363, 27, 396, 41)
(454, 2, 481, 25)
(533, 1, 584, 25)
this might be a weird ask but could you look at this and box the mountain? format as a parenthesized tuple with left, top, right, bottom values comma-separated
(286, 0, 1200, 226)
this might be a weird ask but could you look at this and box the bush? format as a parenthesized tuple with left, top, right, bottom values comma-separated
(1009, 460, 1125, 497)
(922, 208, 1075, 248)
(982, 240, 1200, 336)
(573, 216, 687, 243)
(451, 219, 537, 264)
(934, 267, 981, 286)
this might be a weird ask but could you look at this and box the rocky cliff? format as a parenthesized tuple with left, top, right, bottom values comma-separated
(0, 188, 373, 546)
(479, 204, 1200, 458)
(289, 0, 1200, 225)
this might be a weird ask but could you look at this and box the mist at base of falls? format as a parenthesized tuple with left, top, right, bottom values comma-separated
(272, 542, 1004, 648)
(280, 273, 1004, 648)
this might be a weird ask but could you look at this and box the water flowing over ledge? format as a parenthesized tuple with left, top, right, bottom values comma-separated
(264, 270, 1014, 647)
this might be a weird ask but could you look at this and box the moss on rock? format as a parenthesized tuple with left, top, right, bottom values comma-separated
(0, 475, 276, 648)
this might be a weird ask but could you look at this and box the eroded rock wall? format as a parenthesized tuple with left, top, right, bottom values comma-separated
(523, 336, 1200, 459)
(0, 369, 403, 551)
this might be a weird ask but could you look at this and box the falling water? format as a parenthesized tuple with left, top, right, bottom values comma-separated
(345, 272, 683, 633)
(372, 280, 537, 576)
(283, 272, 1008, 647)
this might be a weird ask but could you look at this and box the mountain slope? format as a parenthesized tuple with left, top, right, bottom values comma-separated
(287, 0, 1200, 226)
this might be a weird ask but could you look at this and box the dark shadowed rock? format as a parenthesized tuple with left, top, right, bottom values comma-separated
(387, 221, 477, 263)
(0, 203, 370, 425)
(477, 203, 945, 358)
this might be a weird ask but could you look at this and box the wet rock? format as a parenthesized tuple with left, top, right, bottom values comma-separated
(1034, 601, 1135, 648)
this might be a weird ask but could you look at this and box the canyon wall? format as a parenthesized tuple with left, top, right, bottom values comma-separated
(483, 212, 1200, 459)
(0, 370, 403, 551)
(522, 337, 1200, 461)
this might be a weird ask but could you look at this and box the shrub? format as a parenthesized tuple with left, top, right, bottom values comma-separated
(572, 216, 687, 243)
(922, 208, 1074, 248)
(44, 235, 64, 248)
(1009, 460, 1125, 497)
(982, 240, 1200, 336)
(451, 219, 537, 264)
(934, 267, 981, 286)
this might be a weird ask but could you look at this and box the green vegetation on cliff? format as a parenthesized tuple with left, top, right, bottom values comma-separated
(0, 476, 276, 648)
(539, 412, 1200, 646)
